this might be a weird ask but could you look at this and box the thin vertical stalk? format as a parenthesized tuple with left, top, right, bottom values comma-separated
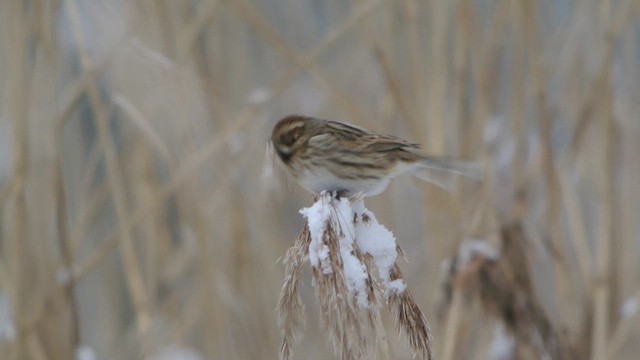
(425, 0, 447, 153)
(54, 159, 80, 350)
(453, 0, 473, 157)
(404, 0, 427, 135)
(4, 1, 31, 359)
(356, 2, 415, 125)
(65, 0, 151, 333)
(440, 285, 464, 360)
(510, 0, 525, 194)
(591, 2, 614, 358)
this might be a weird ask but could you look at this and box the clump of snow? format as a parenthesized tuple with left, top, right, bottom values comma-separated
(334, 197, 370, 307)
(300, 194, 369, 306)
(57, 266, 73, 286)
(75, 345, 97, 360)
(489, 323, 515, 360)
(148, 345, 204, 360)
(300, 192, 403, 307)
(387, 279, 407, 295)
(0, 292, 15, 341)
(456, 237, 499, 268)
(247, 87, 271, 104)
(351, 199, 403, 296)
(300, 194, 334, 271)
(620, 296, 638, 319)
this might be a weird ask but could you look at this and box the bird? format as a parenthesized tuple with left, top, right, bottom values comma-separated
(271, 115, 482, 197)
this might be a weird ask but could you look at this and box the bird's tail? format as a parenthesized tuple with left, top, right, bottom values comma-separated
(411, 157, 484, 193)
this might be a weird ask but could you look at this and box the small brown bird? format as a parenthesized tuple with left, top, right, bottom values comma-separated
(271, 115, 482, 196)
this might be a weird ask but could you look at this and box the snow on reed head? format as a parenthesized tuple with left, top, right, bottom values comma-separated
(278, 191, 432, 360)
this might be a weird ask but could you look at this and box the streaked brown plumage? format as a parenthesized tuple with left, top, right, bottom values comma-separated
(271, 115, 481, 196)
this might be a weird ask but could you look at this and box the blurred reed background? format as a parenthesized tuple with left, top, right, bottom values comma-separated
(0, 0, 639, 359)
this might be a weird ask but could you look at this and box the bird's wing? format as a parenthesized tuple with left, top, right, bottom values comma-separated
(310, 119, 421, 153)
(361, 134, 421, 153)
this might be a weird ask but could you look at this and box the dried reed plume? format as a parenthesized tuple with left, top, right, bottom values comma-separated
(441, 222, 576, 359)
(277, 192, 432, 360)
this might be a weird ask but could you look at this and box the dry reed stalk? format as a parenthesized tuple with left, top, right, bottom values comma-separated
(356, 8, 416, 126)
(53, 159, 80, 351)
(439, 280, 464, 360)
(228, 0, 367, 124)
(66, 0, 152, 334)
(277, 192, 432, 360)
(424, 1, 447, 154)
(176, 0, 221, 59)
(451, 0, 473, 156)
(2, 3, 49, 359)
(592, 41, 615, 360)
(402, 0, 427, 136)
(556, 162, 592, 291)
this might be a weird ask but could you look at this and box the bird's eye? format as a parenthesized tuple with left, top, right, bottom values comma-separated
(279, 133, 294, 146)
(280, 127, 302, 146)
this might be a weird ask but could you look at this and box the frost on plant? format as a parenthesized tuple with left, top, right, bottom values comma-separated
(277, 191, 432, 360)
